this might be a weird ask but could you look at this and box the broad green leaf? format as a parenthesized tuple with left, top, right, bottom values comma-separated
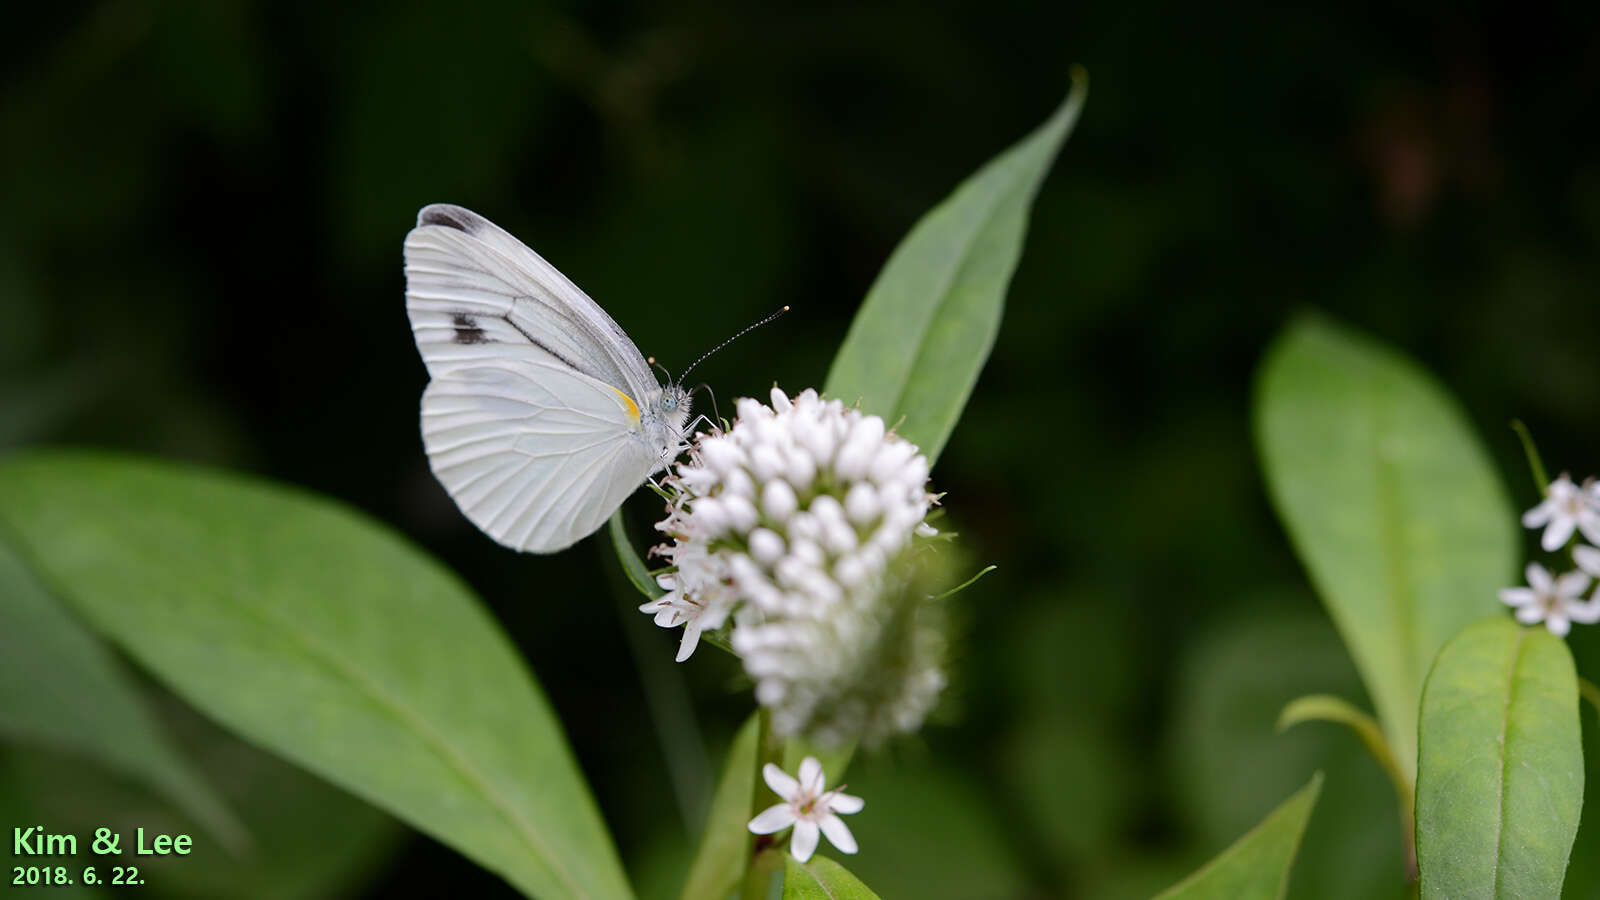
(783, 855, 880, 900)
(0, 451, 631, 900)
(1416, 617, 1582, 899)
(0, 537, 246, 852)
(1155, 772, 1323, 900)
(680, 713, 761, 900)
(824, 69, 1087, 465)
(1254, 315, 1517, 780)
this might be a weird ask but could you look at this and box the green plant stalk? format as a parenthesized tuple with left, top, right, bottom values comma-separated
(1510, 419, 1551, 495)
(741, 708, 782, 900)
(933, 564, 997, 601)
(1277, 694, 1416, 880)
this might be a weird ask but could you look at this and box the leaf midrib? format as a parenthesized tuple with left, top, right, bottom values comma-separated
(877, 160, 1032, 436)
(1373, 381, 1418, 762)
(212, 589, 590, 899)
(795, 860, 842, 900)
(1488, 627, 1530, 896)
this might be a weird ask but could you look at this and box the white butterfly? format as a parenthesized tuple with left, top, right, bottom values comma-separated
(404, 204, 692, 553)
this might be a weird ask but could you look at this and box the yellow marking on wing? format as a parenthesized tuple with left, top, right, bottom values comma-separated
(610, 385, 641, 425)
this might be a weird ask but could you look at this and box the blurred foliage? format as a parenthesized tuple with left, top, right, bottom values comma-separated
(1255, 315, 1518, 783)
(0, 451, 640, 898)
(3, 1, 1599, 898)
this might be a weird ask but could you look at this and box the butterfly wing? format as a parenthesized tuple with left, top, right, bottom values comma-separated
(404, 204, 658, 401)
(403, 204, 666, 553)
(421, 356, 655, 553)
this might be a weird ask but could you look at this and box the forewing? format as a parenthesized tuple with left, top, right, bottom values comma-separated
(421, 357, 655, 553)
(404, 204, 657, 399)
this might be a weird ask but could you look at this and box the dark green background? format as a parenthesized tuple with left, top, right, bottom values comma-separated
(3, 2, 1598, 898)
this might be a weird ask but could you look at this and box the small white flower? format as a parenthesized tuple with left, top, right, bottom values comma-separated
(1521, 474, 1600, 552)
(639, 537, 735, 662)
(1500, 562, 1599, 637)
(638, 593, 714, 662)
(747, 756, 864, 863)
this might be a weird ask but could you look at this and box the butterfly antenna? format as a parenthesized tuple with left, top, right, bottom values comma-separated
(646, 356, 673, 384)
(679, 306, 790, 382)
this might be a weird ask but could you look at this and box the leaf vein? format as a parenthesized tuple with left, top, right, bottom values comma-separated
(1489, 627, 1529, 897)
(239, 599, 588, 899)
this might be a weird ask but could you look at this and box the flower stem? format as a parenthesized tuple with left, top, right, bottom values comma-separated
(1277, 695, 1416, 880)
(740, 709, 783, 900)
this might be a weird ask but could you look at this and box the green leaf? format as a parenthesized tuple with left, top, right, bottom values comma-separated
(0, 536, 247, 852)
(1416, 617, 1582, 899)
(680, 713, 762, 900)
(782, 855, 881, 900)
(1254, 315, 1517, 781)
(0, 451, 631, 900)
(823, 69, 1087, 465)
(1154, 772, 1324, 900)
(610, 510, 665, 601)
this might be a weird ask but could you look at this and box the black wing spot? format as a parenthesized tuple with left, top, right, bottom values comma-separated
(451, 313, 490, 344)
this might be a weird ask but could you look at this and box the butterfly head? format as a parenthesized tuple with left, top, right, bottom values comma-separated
(644, 358, 692, 431)
(638, 382, 692, 472)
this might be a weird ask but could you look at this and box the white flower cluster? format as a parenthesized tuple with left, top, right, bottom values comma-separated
(1502, 474, 1600, 636)
(641, 387, 947, 743)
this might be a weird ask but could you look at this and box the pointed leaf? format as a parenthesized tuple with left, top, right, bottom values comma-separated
(1416, 617, 1582, 898)
(610, 510, 665, 601)
(680, 713, 762, 900)
(0, 537, 246, 851)
(783, 855, 881, 900)
(824, 70, 1087, 464)
(1155, 773, 1323, 900)
(0, 451, 631, 900)
(1254, 315, 1517, 780)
